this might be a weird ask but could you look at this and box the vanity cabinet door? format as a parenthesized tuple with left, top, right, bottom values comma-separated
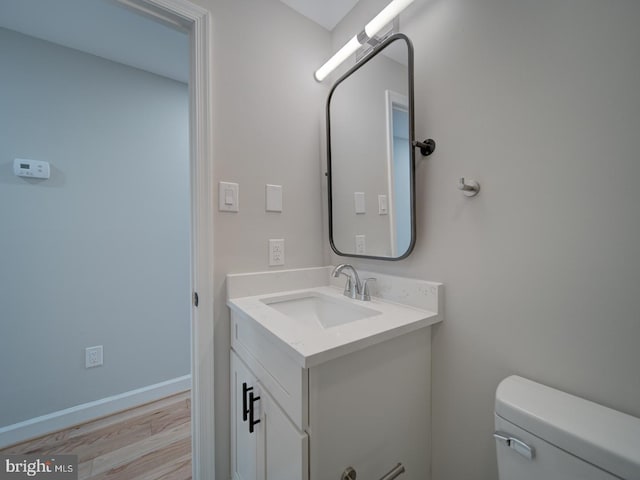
(258, 384, 309, 480)
(231, 351, 262, 480)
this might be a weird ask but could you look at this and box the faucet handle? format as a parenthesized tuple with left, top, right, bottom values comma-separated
(342, 276, 355, 298)
(360, 278, 377, 301)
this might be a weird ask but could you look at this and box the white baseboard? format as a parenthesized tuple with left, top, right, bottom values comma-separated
(0, 374, 191, 449)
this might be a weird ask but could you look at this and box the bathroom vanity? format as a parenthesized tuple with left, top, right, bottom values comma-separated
(227, 267, 442, 480)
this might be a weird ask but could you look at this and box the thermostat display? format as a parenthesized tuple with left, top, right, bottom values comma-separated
(14, 158, 50, 179)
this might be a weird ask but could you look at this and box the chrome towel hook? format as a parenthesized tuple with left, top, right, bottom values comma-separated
(458, 177, 480, 197)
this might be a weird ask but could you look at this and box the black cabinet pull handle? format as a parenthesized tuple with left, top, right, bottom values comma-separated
(248, 390, 261, 433)
(242, 382, 253, 422)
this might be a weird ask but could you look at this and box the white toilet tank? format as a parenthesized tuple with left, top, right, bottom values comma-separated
(494, 375, 640, 480)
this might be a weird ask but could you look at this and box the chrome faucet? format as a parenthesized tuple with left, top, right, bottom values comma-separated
(331, 264, 376, 301)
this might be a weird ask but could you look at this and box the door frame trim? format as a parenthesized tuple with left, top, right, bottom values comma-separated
(116, 0, 215, 478)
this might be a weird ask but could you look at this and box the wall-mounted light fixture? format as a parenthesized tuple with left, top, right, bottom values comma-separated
(314, 0, 415, 82)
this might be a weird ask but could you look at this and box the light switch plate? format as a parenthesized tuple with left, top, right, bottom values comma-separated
(219, 181, 239, 212)
(354, 192, 366, 214)
(378, 195, 388, 215)
(266, 184, 283, 212)
(355, 235, 366, 254)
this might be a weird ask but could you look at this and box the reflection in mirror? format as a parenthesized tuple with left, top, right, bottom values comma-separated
(328, 34, 415, 260)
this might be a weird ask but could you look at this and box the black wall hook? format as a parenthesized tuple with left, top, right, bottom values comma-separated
(413, 139, 436, 156)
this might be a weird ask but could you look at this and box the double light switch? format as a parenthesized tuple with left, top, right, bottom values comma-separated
(219, 182, 284, 213)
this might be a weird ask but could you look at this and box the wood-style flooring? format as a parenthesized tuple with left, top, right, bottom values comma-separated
(0, 391, 191, 480)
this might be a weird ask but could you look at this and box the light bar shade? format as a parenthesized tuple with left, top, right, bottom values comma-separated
(365, 0, 415, 38)
(314, 35, 361, 82)
(314, 0, 416, 82)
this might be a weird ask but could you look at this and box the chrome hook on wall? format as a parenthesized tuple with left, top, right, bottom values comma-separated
(458, 177, 480, 197)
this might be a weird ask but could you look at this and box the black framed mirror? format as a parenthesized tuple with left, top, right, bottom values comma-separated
(327, 33, 418, 260)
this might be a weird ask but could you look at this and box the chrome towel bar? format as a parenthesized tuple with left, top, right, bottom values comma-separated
(341, 462, 405, 480)
(379, 463, 405, 480)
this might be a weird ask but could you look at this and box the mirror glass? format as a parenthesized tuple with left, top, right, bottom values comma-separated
(327, 34, 415, 260)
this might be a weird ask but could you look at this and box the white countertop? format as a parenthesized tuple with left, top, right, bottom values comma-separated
(227, 285, 441, 368)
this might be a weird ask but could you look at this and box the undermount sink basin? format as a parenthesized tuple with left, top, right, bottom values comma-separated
(261, 292, 380, 329)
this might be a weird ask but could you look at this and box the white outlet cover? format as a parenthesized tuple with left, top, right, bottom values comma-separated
(85, 345, 103, 368)
(269, 238, 285, 266)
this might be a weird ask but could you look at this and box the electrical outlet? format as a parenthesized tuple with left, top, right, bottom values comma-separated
(269, 239, 285, 266)
(85, 346, 103, 368)
(355, 235, 366, 254)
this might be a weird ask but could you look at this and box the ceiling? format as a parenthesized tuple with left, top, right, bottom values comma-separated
(279, 0, 359, 31)
(0, 0, 364, 83)
(0, 0, 189, 83)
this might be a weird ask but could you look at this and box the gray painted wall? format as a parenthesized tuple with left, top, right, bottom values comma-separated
(0, 28, 190, 426)
(12, 1, 635, 478)
(328, 0, 640, 479)
(187, 1, 330, 477)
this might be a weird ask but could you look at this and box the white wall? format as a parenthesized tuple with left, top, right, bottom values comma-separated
(187, 1, 330, 478)
(0, 28, 190, 426)
(328, 1, 640, 479)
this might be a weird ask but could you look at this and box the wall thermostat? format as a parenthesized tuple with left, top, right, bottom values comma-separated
(14, 158, 50, 179)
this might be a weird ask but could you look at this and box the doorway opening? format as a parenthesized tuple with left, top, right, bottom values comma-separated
(385, 89, 411, 257)
(0, 0, 214, 478)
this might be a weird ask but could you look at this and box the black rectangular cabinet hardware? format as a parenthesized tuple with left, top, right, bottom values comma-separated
(242, 382, 253, 422)
(193, 291, 199, 307)
(249, 390, 261, 433)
